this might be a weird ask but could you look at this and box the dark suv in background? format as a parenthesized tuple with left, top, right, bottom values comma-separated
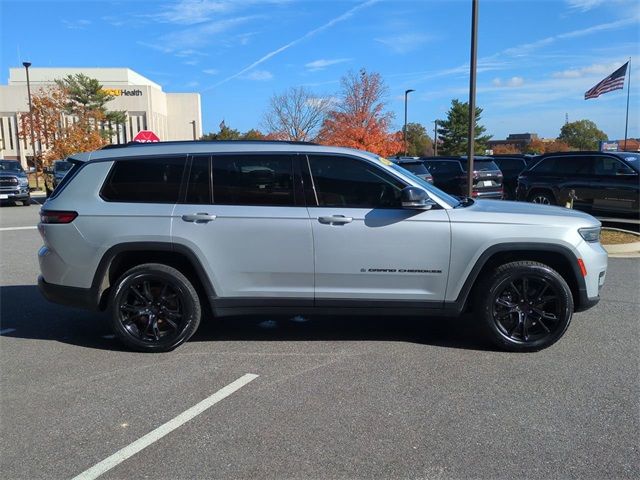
(0, 160, 31, 206)
(423, 156, 503, 199)
(491, 155, 538, 200)
(389, 156, 433, 183)
(517, 151, 639, 217)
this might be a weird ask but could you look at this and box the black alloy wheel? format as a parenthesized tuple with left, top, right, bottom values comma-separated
(476, 261, 573, 351)
(110, 263, 201, 352)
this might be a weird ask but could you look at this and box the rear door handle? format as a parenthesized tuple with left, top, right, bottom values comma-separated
(181, 213, 216, 223)
(318, 215, 353, 225)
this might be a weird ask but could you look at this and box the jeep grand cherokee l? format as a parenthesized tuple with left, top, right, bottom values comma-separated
(38, 141, 607, 352)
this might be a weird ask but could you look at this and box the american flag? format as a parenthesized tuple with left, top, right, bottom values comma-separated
(585, 62, 628, 99)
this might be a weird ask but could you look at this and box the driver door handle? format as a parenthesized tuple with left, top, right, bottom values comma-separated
(181, 213, 216, 223)
(318, 215, 353, 225)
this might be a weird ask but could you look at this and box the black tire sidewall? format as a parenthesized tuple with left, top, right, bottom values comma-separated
(479, 264, 573, 351)
(529, 191, 555, 205)
(110, 266, 200, 352)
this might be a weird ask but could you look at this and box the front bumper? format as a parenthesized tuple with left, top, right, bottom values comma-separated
(0, 187, 30, 201)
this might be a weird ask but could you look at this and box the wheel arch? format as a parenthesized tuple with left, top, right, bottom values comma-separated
(452, 243, 587, 314)
(92, 242, 216, 313)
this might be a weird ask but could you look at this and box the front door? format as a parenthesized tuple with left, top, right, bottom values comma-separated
(171, 153, 314, 303)
(304, 154, 451, 306)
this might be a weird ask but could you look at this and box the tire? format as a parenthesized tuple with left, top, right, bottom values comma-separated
(475, 261, 573, 352)
(22, 196, 31, 206)
(528, 191, 555, 206)
(109, 263, 201, 352)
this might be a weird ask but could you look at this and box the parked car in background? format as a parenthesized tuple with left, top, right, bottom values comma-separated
(423, 156, 503, 199)
(516, 151, 640, 217)
(0, 159, 31, 206)
(491, 155, 530, 200)
(44, 160, 73, 197)
(389, 156, 434, 183)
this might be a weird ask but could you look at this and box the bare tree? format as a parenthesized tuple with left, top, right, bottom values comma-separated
(262, 86, 331, 141)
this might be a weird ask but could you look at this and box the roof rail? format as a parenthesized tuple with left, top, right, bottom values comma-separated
(101, 139, 319, 150)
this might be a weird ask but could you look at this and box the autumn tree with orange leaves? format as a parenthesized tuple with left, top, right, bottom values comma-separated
(317, 69, 402, 156)
(19, 74, 125, 165)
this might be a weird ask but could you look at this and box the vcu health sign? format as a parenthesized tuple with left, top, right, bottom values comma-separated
(132, 130, 161, 143)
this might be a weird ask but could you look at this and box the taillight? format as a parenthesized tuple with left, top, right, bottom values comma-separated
(40, 210, 78, 224)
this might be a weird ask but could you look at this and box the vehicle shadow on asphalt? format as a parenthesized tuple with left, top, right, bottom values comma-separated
(0, 285, 495, 352)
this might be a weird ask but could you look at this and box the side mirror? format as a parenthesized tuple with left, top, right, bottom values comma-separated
(29, 167, 36, 173)
(401, 186, 433, 210)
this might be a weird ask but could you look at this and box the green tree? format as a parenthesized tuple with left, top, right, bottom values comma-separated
(397, 122, 433, 156)
(55, 74, 126, 131)
(558, 119, 607, 150)
(200, 123, 265, 141)
(437, 99, 491, 155)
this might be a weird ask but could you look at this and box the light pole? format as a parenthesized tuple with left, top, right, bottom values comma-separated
(23, 61, 39, 189)
(434, 120, 438, 156)
(466, 0, 479, 197)
(189, 120, 197, 140)
(403, 89, 415, 156)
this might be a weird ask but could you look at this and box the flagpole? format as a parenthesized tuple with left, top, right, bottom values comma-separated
(624, 57, 631, 151)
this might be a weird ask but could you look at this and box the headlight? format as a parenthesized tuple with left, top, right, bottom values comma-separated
(579, 227, 601, 243)
(19, 178, 29, 186)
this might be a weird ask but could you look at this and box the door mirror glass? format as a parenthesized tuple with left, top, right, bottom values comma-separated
(401, 186, 432, 210)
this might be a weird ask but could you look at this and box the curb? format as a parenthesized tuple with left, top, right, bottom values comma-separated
(602, 227, 640, 257)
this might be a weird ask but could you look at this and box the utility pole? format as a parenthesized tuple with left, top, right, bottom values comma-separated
(23, 61, 39, 189)
(190, 120, 197, 140)
(404, 89, 415, 156)
(466, 0, 479, 197)
(434, 120, 438, 156)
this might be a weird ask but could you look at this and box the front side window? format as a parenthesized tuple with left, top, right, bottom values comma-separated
(594, 156, 635, 175)
(307, 155, 405, 208)
(101, 156, 186, 203)
(212, 154, 294, 206)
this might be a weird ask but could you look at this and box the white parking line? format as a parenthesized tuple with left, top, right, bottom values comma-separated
(71, 373, 259, 480)
(0, 328, 16, 335)
(0, 226, 37, 232)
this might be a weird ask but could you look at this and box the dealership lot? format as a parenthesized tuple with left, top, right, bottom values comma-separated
(1, 203, 638, 479)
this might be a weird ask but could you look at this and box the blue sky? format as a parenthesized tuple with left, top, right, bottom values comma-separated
(1, 0, 639, 140)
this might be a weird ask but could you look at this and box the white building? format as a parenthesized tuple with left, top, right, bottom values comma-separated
(0, 67, 202, 165)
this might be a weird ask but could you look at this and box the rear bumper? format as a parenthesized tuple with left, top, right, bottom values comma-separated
(38, 275, 99, 310)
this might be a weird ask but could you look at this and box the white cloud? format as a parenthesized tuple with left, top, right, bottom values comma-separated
(552, 61, 627, 79)
(203, 69, 219, 75)
(304, 58, 350, 71)
(149, 0, 290, 25)
(565, 0, 605, 12)
(492, 76, 525, 88)
(243, 70, 273, 81)
(185, 81, 199, 88)
(375, 33, 431, 54)
(62, 19, 91, 30)
(207, 0, 380, 90)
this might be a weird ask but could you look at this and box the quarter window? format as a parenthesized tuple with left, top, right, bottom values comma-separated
(101, 157, 186, 203)
(307, 155, 405, 208)
(212, 154, 294, 206)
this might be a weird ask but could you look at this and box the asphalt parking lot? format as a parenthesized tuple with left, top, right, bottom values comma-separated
(1, 198, 638, 480)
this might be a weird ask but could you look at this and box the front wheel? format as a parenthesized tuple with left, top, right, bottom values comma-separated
(475, 261, 573, 352)
(109, 263, 201, 352)
(528, 191, 555, 206)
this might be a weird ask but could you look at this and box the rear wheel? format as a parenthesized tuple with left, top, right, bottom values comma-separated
(528, 191, 555, 206)
(109, 263, 201, 352)
(475, 261, 573, 352)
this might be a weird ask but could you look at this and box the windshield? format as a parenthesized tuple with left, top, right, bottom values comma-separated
(0, 160, 24, 173)
(460, 160, 500, 172)
(620, 153, 639, 172)
(55, 161, 73, 172)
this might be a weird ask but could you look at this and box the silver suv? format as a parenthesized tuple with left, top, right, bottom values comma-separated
(37, 141, 607, 352)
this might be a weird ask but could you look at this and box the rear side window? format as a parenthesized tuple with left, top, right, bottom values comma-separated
(101, 156, 186, 203)
(185, 156, 211, 204)
(212, 154, 294, 206)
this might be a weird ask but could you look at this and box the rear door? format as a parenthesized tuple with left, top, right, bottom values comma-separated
(304, 154, 450, 305)
(592, 155, 640, 215)
(171, 153, 314, 303)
